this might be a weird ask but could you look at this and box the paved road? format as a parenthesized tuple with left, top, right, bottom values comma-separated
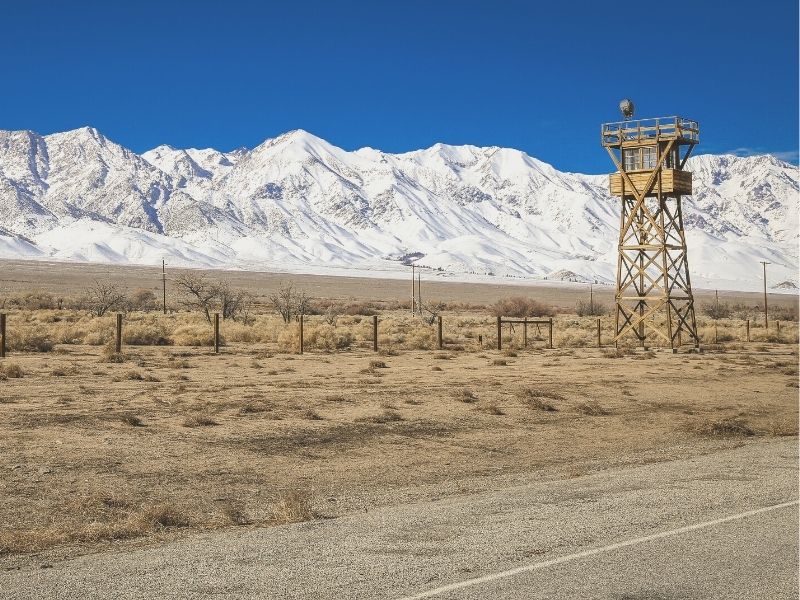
(2, 440, 797, 599)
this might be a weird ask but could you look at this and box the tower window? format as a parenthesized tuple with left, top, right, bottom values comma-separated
(622, 146, 658, 171)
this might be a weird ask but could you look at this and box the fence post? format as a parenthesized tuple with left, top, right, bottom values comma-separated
(496, 316, 502, 351)
(714, 322, 718, 344)
(437, 315, 443, 350)
(777, 320, 781, 334)
(0, 313, 6, 358)
(115, 313, 123, 354)
(214, 313, 220, 354)
(523, 317, 528, 348)
(299, 314, 304, 355)
(373, 315, 378, 352)
(597, 318, 601, 348)
(746, 319, 750, 342)
(548, 317, 553, 349)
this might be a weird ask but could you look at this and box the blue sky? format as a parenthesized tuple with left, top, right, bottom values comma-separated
(2, 0, 797, 173)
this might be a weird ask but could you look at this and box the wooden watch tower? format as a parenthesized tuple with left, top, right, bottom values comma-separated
(601, 102, 700, 349)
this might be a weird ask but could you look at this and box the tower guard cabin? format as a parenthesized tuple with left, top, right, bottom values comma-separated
(602, 100, 700, 351)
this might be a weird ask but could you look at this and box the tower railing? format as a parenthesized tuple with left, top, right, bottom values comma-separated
(601, 116, 699, 147)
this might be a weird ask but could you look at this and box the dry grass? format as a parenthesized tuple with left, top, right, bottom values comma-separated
(454, 388, 478, 403)
(270, 489, 313, 525)
(0, 362, 25, 378)
(575, 401, 610, 416)
(0, 299, 796, 562)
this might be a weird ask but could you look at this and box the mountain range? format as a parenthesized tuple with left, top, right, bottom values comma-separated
(0, 126, 797, 292)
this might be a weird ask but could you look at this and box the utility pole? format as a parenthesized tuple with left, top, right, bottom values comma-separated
(589, 284, 594, 315)
(417, 271, 422, 315)
(411, 264, 415, 316)
(162, 259, 167, 314)
(760, 261, 770, 328)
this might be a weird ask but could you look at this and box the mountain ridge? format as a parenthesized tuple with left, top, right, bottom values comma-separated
(0, 126, 797, 292)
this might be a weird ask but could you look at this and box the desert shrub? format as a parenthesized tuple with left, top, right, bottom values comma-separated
(701, 302, 732, 319)
(182, 414, 218, 427)
(277, 325, 301, 353)
(99, 344, 127, 363)
(8, 291, 56, 310)
(128, 288, 158, 312)
(172, 325, 217, 347)
(687, 418, 755, 437)
(491, 296, 554, 318)
(123, 322, 172, 346)
(7, 325, 54, 352)
(305, 324, 354, 351)
(0, 363, 24, 378)
(576, 299, 607, 317)
(270, 489, 313, 524)
(407, 327, 436, 350)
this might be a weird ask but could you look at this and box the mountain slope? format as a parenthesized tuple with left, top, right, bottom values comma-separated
(0, 127, 796, 291)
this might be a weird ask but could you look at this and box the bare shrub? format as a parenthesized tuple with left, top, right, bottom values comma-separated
(491, 296, 555, 318)
(128, 288, 158, 312)
(174, 274, 218, 323)
(269, 283, 311, 324)
(576, 299, 608, 317)
(85, 281, 126, 317)
(701, 302, 732, 319)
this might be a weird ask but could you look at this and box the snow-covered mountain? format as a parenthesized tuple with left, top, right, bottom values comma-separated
(0, 127, 797, 291)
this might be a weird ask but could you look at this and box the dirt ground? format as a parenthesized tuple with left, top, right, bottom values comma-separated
(1, 259, 797, 311)
(1, 338, 797, 566)
(0, 260, 797, 566)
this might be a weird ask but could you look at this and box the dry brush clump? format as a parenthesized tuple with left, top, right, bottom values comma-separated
(269, 488, 314, 525)
(684, 417, 755, 437)
(491, 296, 555, 318)
(518, 387, 565, 411)
(0, 362, 24, 379)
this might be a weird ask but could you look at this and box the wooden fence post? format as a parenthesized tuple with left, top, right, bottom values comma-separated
(298, 314, 304, 355)
(496, 316, 502, 351)
(437, 316, 443, 350)
(597, 318, 601, 348)
(746, 319, 750, 342)
(777, 320, 781, 334)
(548, 317, 553, 349)
(714, 322, 718, 344)
(523, 317, 528, 348)
(214, 313, 220, 354)
(373, 315, 378, 352)
(0, 313, 6, 358)
(115, 313, 123, 354)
